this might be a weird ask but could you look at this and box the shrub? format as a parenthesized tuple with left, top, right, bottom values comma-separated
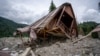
(91, 32, 99, 38)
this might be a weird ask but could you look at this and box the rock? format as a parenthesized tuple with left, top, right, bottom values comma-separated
(19, 50, 23, 54)
(36, 45, 39, 48)
(10, 52, 18, 56)
(75, 55, 80, 56)
(51, 51, 55, 55)
(35, 49, 39, 53)
(40, 50, 43, 53)
(89, 53, 94, 56)
(67, 54, 73, 56)
(2, 48, 9, 51)
(10, 51, 18, 56)
(58, 54, 61, 56)
(95, 54, 100, 56)
(0, 51, 10, 56)
(55, 42, 60, 47)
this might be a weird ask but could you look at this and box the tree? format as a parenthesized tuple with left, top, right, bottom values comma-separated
(78, 26, 85, 36)
(0, 17, 27, 37)
(49, 0, 56, 12)
(78, 21, 98, 35)
(98, 2, 100, 11)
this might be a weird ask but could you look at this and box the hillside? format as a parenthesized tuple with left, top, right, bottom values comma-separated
(0, 17, 27, 37)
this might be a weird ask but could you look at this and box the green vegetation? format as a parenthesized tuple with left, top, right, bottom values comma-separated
(98, 2, 100, 11)
(49, 0, 56, 12)
(0, 17, 27, 37)
(92, 32, 99, 38)
(78, 21, 99, 35)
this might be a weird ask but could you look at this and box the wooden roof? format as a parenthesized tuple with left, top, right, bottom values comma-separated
(30, 3, 75, 29)
(16, 2, 78, 39)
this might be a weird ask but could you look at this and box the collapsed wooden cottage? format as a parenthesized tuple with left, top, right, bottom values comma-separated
(15, 3, 78, 41)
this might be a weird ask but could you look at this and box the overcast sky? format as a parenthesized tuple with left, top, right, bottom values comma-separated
(0, 0, 100, 24)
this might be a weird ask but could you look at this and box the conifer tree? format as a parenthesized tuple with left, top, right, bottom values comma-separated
(49, 0, 56, 12)
(98, 2, 100, 12)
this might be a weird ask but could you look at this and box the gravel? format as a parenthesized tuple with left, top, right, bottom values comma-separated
(0, 36, 100, 56)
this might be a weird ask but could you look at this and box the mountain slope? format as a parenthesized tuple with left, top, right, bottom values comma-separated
(0, 17, 27, 37)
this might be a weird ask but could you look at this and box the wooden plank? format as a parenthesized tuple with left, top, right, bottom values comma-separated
(57, 6, 66, 25)
(19, 47, 31, 56)
(30, 50, 35, 56)
(47, 32, 65, 37)
(65, 6, 74, 18)
(46, 27, 58, 32)
(72, 32, 92, 44)
(58, 25, 72, 38)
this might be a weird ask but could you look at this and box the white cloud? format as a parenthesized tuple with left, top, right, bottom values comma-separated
(82, 9, 100, 23)
(0, 0, 99, 24)
(74, 6, 87, 23)
(2, 0, 50, 24)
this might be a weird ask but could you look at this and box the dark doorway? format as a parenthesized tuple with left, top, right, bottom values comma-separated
(61, 11, 73, 28)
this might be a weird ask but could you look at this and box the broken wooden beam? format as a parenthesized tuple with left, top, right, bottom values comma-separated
(72, 32, 92, 44)
(19, 47, 31, 56)
(19, 47, 35, 56)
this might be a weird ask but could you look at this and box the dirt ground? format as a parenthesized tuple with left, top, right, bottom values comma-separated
(0, 35, 100, 56)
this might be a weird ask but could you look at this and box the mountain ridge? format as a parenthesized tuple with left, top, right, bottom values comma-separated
(0, 16, 27, 37)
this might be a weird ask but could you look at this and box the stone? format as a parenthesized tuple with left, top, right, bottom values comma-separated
(95, 54, 100, 56)
(10, 52, 18, 56)
(89, 53, 94, 56)
(19, 50, 23, 53)
(68, 54, 73, 56)
(2, 48, 9, 51)
(75, 55, 80, 56)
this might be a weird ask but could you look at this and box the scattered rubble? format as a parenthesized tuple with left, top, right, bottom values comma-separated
(0, 36, 100, 56)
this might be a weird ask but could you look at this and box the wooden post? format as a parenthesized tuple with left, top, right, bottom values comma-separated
(19, 47, 36, 56)
(72, 32, 92, 44)
(19, 47, 31, 56)
(30, 50, 35, 56)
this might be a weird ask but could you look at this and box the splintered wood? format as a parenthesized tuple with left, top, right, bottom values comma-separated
(19, 47, 35, 56)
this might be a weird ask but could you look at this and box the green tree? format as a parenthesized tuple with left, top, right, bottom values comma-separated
(98, 2, 100, 11)
(0, 17, 27, 37)
(78, 21, 98, 35)
(49, 0, 56, 12)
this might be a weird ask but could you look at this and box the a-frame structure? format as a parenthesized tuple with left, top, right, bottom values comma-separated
(15, 3, 78, 40)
